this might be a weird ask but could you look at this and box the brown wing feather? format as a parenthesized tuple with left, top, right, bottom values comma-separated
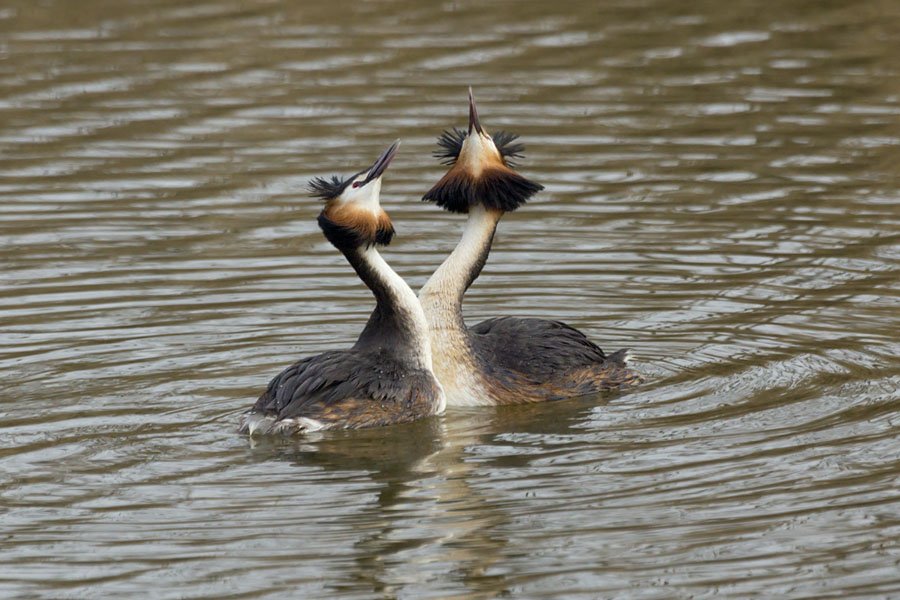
(250, 348, 442, 430)
(470, 317, 641, 402)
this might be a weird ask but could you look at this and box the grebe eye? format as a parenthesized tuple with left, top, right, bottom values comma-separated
(352, 181, 362, 188)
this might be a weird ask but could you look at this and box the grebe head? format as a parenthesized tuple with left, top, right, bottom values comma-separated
(423, 87, 543, 214)
(310, 140, 399, 248)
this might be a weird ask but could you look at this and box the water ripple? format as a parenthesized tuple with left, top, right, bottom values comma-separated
(1, 0, 899, 598)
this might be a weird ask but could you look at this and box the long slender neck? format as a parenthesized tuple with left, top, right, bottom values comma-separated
(342, 245, 432, 369)
(419, 205, 502, 329)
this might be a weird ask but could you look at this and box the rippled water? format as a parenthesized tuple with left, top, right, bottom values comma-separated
(2, 0, 899, 597)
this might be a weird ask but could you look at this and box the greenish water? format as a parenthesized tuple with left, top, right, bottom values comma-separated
(1, 0, 898, 597)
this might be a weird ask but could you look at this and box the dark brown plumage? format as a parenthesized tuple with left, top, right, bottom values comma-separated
(470, 317, 641, 403)
(319, 204, 395, 248)
(248, 349, 443, 430)
(423, 164, 543, 214)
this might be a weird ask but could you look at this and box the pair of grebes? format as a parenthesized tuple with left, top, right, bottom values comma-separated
(239, 89, 642, 436)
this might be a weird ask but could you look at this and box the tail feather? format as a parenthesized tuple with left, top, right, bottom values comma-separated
(604, 349, 645, 388)
(607, 348, 633, 366)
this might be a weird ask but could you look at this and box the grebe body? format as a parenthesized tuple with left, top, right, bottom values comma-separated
(419, 91, 642, 406)
(239, 142, 445, 435)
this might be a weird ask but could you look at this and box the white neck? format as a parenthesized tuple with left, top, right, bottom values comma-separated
(417, 205, 500, 406)
(358, 246, 433, 370)
(419, 204, 499, 325)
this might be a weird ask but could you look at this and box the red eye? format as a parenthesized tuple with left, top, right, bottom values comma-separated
(352, 181, 362, 188)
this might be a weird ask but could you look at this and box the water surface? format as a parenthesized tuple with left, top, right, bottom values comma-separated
(1, 0, 899, 597)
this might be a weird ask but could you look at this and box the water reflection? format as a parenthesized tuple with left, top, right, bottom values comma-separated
(242, 401, 597, 598)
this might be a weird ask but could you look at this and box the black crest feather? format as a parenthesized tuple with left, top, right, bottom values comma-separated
(423, 168, 544, 214)
(433, 128, 467, 165)
(308, 175, 352, 199)
(491, 131, 526, 165)
(433, 128, 527, 167)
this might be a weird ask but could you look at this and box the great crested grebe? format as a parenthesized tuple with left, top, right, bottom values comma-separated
(239, 141, 445, 435)
(418, 90, 642, 406)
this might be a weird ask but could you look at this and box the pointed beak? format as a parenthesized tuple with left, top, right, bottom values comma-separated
(362, 139, 400, 184)
(468, 87, 484, 135)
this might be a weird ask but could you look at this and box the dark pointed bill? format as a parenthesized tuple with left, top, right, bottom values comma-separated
(362, 139, 401, 184)
(468, 87, 484, 135)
